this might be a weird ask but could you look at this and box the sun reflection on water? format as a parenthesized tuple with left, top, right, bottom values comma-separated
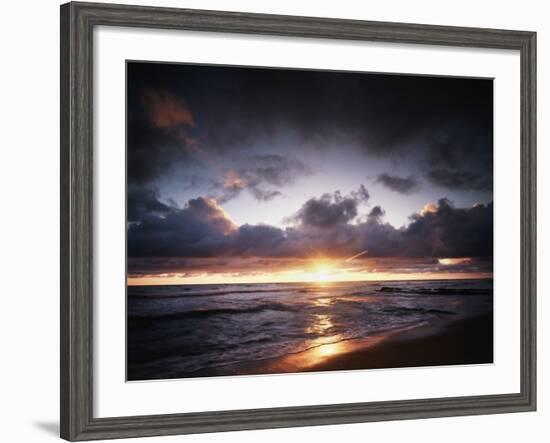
(306, 314, 334, 335)
(264, 288, 391, 373)
(310, 340, 345, 359)
(313, 297, 333, 307)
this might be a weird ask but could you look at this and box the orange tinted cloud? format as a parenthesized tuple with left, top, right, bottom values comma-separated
(223, 170, 247, 190)
(143, 90, 195, 128)
(420, 202, 438, 216)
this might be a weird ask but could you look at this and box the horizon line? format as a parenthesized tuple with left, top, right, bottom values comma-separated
(127, 273, 493, 287)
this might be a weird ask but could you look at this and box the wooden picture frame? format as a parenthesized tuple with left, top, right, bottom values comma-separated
(60, 2, 536, 440)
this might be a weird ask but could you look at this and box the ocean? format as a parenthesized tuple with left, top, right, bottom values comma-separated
(127, 278, 493, 380)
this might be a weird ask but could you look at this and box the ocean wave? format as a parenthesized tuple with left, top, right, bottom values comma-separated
(128, 287, 293, 299)
(377, 286, 492, 296)
(380, 307, 456, 316)
(128, 302, 295, 325)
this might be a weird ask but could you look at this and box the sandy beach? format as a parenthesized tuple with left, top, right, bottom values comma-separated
(305, 313, 493, 373)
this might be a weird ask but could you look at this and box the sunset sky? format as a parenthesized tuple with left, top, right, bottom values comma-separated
(127, 62, 493, 285)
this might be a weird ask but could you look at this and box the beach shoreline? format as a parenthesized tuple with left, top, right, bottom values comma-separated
(133, 312, 493, 380)
(304, 312, 493, 374)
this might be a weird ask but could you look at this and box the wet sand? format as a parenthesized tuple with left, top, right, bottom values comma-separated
(306, 313, 493, 373)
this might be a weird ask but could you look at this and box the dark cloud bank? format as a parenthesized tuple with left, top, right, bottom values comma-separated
(128, 188, 492, 265)
(127, 62, 493, 195)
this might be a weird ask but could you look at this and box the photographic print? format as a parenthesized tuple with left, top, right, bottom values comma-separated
(126, 62, 494, 381)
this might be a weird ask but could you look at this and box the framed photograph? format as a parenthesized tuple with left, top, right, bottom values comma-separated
(60, 1, 536, 441)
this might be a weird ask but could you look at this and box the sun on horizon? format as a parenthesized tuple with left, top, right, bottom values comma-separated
(127, 256, 491, 286)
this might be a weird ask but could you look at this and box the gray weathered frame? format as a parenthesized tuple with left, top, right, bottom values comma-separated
(60, 1, 537, 441)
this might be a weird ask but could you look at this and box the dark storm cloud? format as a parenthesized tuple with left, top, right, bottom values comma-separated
(127, 197, 237, 257)
(291, 197, 494, 259)
(296, 195, 358, 227)
(127, 91, 198, 185)
(421, 130, 493, 191)
(400, 199, 493, 258)
(368, 206, 385, 219)
(233, 224, 287, 255)
(127, 62, 493, 192)
(127, 186, 172, 222)
(128, 189, 492, 262)
(286, 186, 369, 228)
(375, 173, 418, 194)
(213, 154, 311, 203)
(425, 169, 492, 191)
